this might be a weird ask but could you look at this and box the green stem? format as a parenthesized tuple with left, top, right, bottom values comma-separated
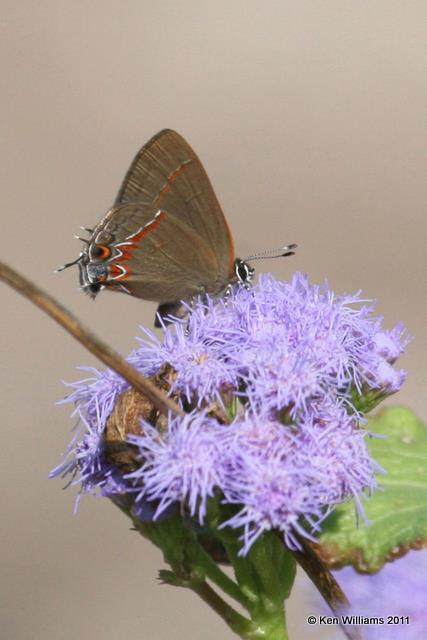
(188, 577, 260, 638)
(115, 502, 292, 638)
(247, 535, 283, 600)
(193, 542, 251, 610)
(220, 533, 295, 639)
(119, 504, 259, 637)
(124, 506, 249, 609)
(188, 574, 287, 640)
(221, 540, 261, 604)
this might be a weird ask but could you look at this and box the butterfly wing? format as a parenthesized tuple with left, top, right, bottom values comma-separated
(92, 203, 222, 303)
(114, 129, 235, 283)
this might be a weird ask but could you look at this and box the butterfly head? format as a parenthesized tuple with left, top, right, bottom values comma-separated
(234, 258, 255, 287)
(57, 227, 117, 299)
(78, 256, 108, 299)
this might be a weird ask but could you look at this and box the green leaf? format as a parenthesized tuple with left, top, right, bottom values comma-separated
(318, 406, 427, 572)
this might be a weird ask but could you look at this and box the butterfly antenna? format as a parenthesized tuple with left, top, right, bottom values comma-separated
(55, 226, 93, 272)
(244, 243, 297, 262)
(55, 254, 84, 273)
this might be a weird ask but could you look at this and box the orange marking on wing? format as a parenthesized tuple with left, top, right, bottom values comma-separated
(117, 246, 134, 262)
(153, 160, 191, 207)
(114, 211, 166, 272)
(110, 264, 126, 279)
(90, 244, 111, 261)
(98, 245, 111, 260)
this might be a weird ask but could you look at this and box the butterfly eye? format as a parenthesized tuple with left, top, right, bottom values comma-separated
(90, 244, 111, 261)
(88, 282, 102, 295)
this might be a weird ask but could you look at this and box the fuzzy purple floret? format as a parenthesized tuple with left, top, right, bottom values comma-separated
(50, 401, 131, 505)
(128, 412, 223, 523)
(128, 402, 379, 554)
(54, 273, 408, 554)
(136, 273, 408, 412)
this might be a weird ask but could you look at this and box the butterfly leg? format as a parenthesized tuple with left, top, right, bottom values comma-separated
(154, 302, 187, 327)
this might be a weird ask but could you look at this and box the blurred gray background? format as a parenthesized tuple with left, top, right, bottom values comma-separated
(1, 2, 425, 639)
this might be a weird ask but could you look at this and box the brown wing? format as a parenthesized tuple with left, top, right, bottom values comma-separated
(114, 129, 235, 282)
(95, 203, 224, 303)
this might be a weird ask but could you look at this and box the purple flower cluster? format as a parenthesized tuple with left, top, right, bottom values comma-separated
(129, 403, 380, 555)
(54, 273, 408, 553)
(50, 402, 129, 508)
(129, 412, 223, 524)
(136, 273, 408, 414)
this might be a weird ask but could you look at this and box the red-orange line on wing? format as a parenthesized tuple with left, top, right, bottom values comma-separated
(114, 211, 166, 270)
(110, 264, 127, 279)
(153, 161, 191, 207)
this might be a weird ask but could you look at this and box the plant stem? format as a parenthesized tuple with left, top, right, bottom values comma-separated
(186, 576, 287, 639)
(193, 543, 251, 610)
(291, 536, 365, 640)
(124, 504, 290, 638)
(188, 577, 260, 638)
(0, 260, 183, 417)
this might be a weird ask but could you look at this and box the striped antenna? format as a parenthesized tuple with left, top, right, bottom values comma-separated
(244, 243, 297, 262)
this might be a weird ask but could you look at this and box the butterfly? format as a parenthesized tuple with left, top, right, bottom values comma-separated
(59, 129, 296, 324)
